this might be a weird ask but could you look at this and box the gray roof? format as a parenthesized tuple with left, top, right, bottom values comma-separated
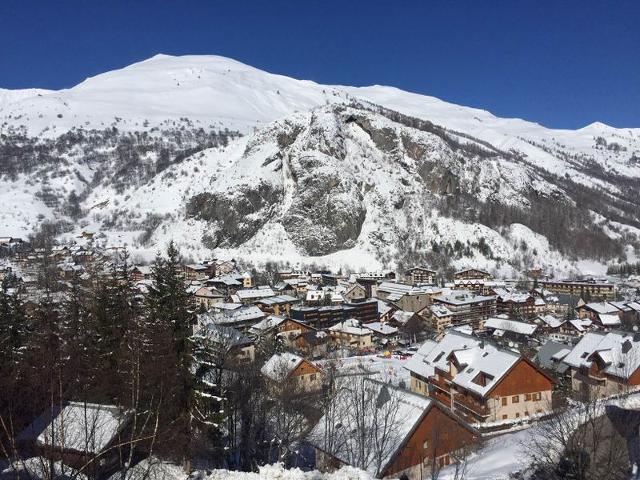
(534, 340, 571, 374)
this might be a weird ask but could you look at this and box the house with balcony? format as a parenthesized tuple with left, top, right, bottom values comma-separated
(405, 331, 554, 424)
(562, 331, 640, 400)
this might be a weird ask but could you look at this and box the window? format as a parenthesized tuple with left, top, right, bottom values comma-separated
(525, 411, 529, 417)
(502, 397, 508, 406)
(533, 392, 541, 401)
(512, 395, 519, 403)
(310, 374, 316, 381)
(423, 440, 429, 450)
(525, 393, 532, 401)
(502, 414, 508, 420)
(515, 412, 520, 418)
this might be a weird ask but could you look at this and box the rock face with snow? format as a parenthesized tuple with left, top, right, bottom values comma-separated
(1, 54, 639, 275)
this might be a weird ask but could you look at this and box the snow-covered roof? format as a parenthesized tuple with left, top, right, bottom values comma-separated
(568, 318, 593, 332)
(449, 345, 520, 397)
(204, 323, 251, 347)
(308, 379, 437, 477)
(203, 305, 265, 326)
(563, 331, 640, 379)
(364, 322, 398, 336)
(261, 352, 305, 382)
(391, 310, 414, 324)
(598, 313, 621, 326)
(378, 281, 439, 296)
(435, 292, 496, 306)
(377, 299, 393, 316)
(255, 294, 299, 305)
(248, 315, 287, 335)
(536, 314, 564, 329)
(484, 317, 537, 336)
(404, 340, 439, 378)
(583, 302, 620, 315)
(20, 402, 129, 454)
(329, 318, 371, 336)
(235, 287, 275, 300)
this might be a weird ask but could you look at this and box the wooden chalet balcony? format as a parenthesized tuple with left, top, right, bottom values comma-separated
(430, 388, 451, 406)
(452, 391, 489, 418)
(431, 375, 450, 391)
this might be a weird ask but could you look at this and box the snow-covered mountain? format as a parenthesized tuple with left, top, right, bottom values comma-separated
(1, 54, 639, 275)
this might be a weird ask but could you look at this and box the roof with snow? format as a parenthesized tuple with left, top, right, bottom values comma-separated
(364, 322, 398, 336)
(19, 402, 130, 454)
(536, 314, 564, 329)
(248, 315, 287, 335)
(598, 313, 621, 326)
(261, 352, 306, 382)
(568, 318, 593, 332)
(484, 317, 537, 336)
(308, 378, 457, 477)
(582, 302, 621, 315)
(563, 331, 640, 379)
(254, 294, 299, 305)
(235, 287, 275, 300)
(329, 318, 371, 336)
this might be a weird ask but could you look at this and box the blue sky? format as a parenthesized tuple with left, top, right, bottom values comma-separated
(0, 0, 638, 129)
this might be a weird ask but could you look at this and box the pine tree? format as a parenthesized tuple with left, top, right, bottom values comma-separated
(146, 241, 194, 464)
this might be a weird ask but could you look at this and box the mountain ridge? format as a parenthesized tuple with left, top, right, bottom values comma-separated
(1, 54, 638, 276)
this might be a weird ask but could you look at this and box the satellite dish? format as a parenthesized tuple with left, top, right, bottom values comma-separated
(508, 342, 515, 348)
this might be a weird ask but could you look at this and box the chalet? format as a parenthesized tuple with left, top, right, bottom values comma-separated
(533, 314, 570, 342)
(329, 318, 373, 350)
(248, 314, 287, 337)
(540, 279, 616, 301)
(565, 318, 594, 336)
(201, 323, 255, 364)
(283, 277, 309, 295)
(376, 282, 441, 312)
(215, 260, 237, 275)
(192, 286, 225, 309)
(563, 331, 640, 399)
(377, 299, 396, 323)
(483, 316, 537, 343)
(261, 352, 322, 392)
(344, 283, 367, 301)
(453, 269, 492, 281)
(576, 301, 622, 328)
(309, 379, 478, 479)
(254, 294, 300, 316)
(18, 402, 132, 478)
(405, 331, 554, 424)
(183, 264, 209, 281)
(492, 288, 536, 318)
(404, 266, 437, 285)
(432, 291, 497, 330)
(276, 317, 314, 344)
(131, 265, 152, 282)
(294, 330, 330, 358)
(207, 274, 243, 292)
